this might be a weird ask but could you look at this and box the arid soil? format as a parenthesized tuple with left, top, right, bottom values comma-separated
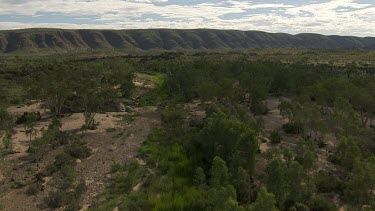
(0, 73, 161, 211)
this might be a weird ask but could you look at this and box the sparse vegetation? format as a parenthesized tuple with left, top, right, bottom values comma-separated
(65, 139, 91, 159)
(1, 50, 375, 210)
(270, 130, 281, 144)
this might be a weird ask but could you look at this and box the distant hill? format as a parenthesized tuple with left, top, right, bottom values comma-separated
(0, 28, 375, 53)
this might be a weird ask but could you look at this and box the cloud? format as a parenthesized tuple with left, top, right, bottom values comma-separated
(0, 0, 374, 36)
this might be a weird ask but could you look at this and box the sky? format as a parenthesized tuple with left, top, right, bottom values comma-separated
(0, 0, 374, 36)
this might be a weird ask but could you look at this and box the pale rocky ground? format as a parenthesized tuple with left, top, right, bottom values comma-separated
(3, 72, 153, 158)
(259, 97, 289, 153)
(5, 104, 128, 160)
(0, 73, 161, 211)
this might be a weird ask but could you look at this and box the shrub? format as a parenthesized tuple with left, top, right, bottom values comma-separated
(65, 140, 91, 159)
(269, 130, 281, 144)
(45, 190, 65, 208)
(15, 112, 41, 125)
(53, 131, 69, 148)
(54, 153, 76, 168)
(45, 164, 58, 176)
(64, 181, 87, 211)
(81, 121, 98, 131)
(282, 122, 302, 134)
(161, 107, 186, 126)
(45, 152, 76, 176)
(10, 180, 25, 189)
(317, 139, 326, 148)
(58, 165, 76, 190)
(111, 162, 127, 173)
(26, 183, 40, 196)
(310, 196, 336, 211)
(316, 171, 343, 193)
(2, 134, 12, 152)
(250, 102, 269, 115)
(106, 128, 116, 133)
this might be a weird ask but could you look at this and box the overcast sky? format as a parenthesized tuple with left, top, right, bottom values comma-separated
(0, 0, 374, 36)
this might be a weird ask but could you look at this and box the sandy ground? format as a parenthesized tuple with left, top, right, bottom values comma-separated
(0, 73, 161, 211)
(5, 103, 130, 160)
(258, 97, 289, 153)
(78, 106, 160, 208)
(0, 106, 160, 211)
(4, 72, 156, 158)
(263, 97, 289, 132)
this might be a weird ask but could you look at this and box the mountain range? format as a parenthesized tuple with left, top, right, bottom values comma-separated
(1, 28, 375, 54)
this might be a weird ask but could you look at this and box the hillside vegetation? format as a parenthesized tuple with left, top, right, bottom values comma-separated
(1, 29, 375, 54)
(0, 51, 374, 210)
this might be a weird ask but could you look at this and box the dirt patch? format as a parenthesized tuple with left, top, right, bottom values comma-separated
(0, 147, 64, 211)
(0, 106, 160, 211)
(6, 102, 130, 159)
(0, 72, 162, 211)
(76, 106, 160, 208)
(7, 102, 47, 117)
(263, 98, 289, 132)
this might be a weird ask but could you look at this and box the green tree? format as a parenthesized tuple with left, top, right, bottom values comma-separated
(231, 129, 258, 175)
(107, 63, 135, 98)
(344, 158, 375, 209)
(333, 136, 361, 171)
(24, 113, 38, 151)
(210, 156, 229, 188)
(73, 66, 118, 130)
(0, 108, 12, 132)
(286, 161, 315, 204)
(296, 139, 317, 170)
(201, 111, 246, 165)
(193, 167, 206, 186)
(204, 185, 243, 211)
(266, 157, 288, 205)
(332, 97, 360, 137)
(349, 86, 375, 128)
(28, 63, 75, 116)
(0, 108, 13, 150)
(233, 167, 256, 204)
(279, 100, 295, 122)
(249, 188, 279, 211)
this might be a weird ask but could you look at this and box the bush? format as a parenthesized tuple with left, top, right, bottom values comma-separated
(282, 122, 302, 134)
(250, 102, 269, 115)
(2, 134, 12, 152)
(45, 164, 58, 176)
(15, 112, 41, 125)
(106, 128, 116, 133)
(53, 131, 69, 148)
(45, 190, 65, 208)
(58, 165, 76, 190)
(65, 140, 91, 159)
(310, 196, 336, 211)
(161, 107, 186, 126)
(64, 181, 87, 211)
(26, 183, 40, 196)
(54, 153, 76, 168)
(316, 171, 343, 194)
(46, 153, 76, 176)
(269, 130, 281, 144)
(81, 121, 98, 131)
(139, 87, 169, 106)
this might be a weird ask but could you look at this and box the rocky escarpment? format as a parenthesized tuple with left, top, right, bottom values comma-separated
(0, 29, 374, 53)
